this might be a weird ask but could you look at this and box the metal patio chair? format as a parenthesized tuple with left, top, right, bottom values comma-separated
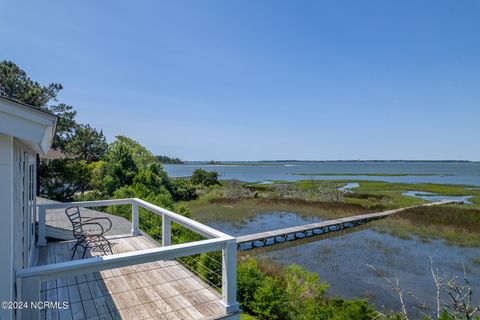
(65, 206, 114, 259)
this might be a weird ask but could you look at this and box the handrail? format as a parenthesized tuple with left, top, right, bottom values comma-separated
(36, 198, 133, 209)
(36, 198, 233, 244)
(17, 237, 229, 280)
(133, 198, 232, 239)
(27, 197, 240, 319)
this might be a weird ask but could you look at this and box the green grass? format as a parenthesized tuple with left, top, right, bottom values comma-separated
(240, 313, 258, 320)
(370, 205, 480, 247)
(293, 179, 480, 208)
(182, 197, 371, 224)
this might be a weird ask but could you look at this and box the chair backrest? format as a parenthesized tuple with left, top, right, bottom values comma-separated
(65, 206, 83, 239)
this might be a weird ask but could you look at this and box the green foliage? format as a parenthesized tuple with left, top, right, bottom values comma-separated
(0, 60, 61, 107)
(0, 60, 77, 149)
(171, 179, 198, 201)
(312, 298, 377, 320)
(252, 276, 287, 320)
(197, 251, 222, 288)
(283, 265, 329, 319)
(38, 159, 91, 201)
(65, 124, 108, 162)
(191, 169, 220, 187)
(237, 259, 267, 313)
(108, 135, 156, 169)
(104, 143, 139, 194)
(237, 259, 377, 320)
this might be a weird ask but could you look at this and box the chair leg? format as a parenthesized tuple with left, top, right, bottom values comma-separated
(82, 246, 88, 259)
(71, 240, 80, 259)
(107, 240, 113, 254)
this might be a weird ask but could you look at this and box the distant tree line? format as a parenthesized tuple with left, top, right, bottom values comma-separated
(155, 155, 184, 164)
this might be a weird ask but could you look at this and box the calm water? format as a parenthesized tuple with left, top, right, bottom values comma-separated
(403, 191, 474, 204)
(207, 211, 324, 236)
(206, 212, 480, 314)
(164, 161, 480, 185)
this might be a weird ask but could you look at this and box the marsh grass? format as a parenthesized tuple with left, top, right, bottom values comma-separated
(184, 197, 372, 223)
(371, 206, 480, 247)
(185, 179, 480, 246)
(472, 257, 480, 265)
(396, 206, 480, 233)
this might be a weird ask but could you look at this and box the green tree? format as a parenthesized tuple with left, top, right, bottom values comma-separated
(108, 135, 156, 169)
(0, 60, 77, 148)
(190, 168, 220, 187)
(252, 277, 288, 320)
(170, 179, 198, 201)
(104, 144, 138, 194)
(155, 155, 184, 164)
(38, 159, 91, 201)
(65, 124, 108, 162)
(237, 259, 267, 313)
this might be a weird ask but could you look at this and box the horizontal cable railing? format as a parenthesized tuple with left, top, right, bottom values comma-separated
(18, 198, 239, 320)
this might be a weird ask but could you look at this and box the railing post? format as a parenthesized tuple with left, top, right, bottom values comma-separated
(162, 215, 171, 246)
(131, 202, 140, 236)
(36, 206, 46, 246)
(19, 276, 41, 320)
(222, 240, 239, 314)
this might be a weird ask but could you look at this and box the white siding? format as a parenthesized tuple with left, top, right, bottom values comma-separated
(12, 141, 37, 270)
(0, 133, 14, 320)
(0, 135, 38, 320)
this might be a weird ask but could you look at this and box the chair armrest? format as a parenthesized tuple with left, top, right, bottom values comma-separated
(83, 217, 112, 233)
(75, 222, 105, 236)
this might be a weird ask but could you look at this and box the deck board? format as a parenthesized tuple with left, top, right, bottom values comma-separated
(38, 234, 227, 320)
(38, 197, 132, 240)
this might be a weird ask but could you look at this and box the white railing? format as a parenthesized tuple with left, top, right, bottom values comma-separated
(17, 198, 239, 320)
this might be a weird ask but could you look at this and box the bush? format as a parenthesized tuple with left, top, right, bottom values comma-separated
(38, 158, 91, 201)
(197, 251, 222, 288)
(237, 259, 378, 320)
(190, 169, 220, 187)
(313, 298, 376, 320)
(171, 179, 198, 201)
(223, 179, 254, 199)
(237, 259, 266, 313)
(252, 276, 288, 320)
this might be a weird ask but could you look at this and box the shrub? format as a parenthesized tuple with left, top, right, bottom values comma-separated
(313, 298, 377, 320)
(197, 251, 222, 288)
(171, 179, 198, 201)
(237, 259, 378, 320)
(191, 169, 220, 187)
(252, 276, 287, 320)
(237, 259, 266, 313)
(223, 179, 254, 199)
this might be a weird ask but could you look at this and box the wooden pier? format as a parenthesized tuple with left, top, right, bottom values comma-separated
(236, 200, 461, 250)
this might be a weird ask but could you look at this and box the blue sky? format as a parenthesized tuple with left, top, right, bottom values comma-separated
(1, 1, 479, 160)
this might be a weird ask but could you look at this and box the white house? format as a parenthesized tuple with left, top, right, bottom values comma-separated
(0, 96, 57, 320)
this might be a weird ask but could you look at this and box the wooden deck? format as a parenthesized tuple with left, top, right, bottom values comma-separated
(38, 234, 228, 320)
(236, 200, 461, 249)
(38, 197, 132, 241)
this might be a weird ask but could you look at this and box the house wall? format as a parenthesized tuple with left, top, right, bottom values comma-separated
(0, 133, 15, 320)
(13, 140, 37, 270)
(0, 134, 38, 320)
